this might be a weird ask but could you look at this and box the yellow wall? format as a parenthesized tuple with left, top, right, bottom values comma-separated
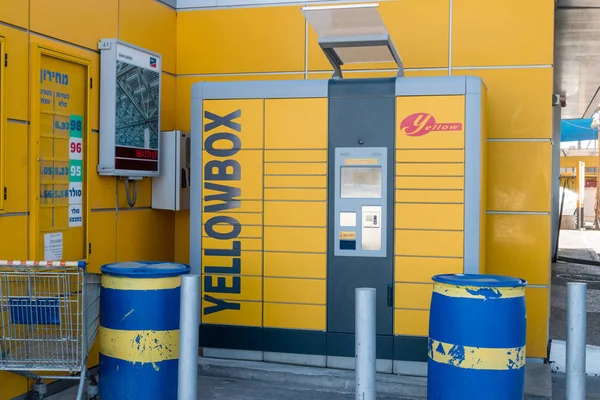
(561, 155, 598, 175)
(0, 0, 555, 395)
(176, 0, 554, 359)
(0, 0, 175, 396)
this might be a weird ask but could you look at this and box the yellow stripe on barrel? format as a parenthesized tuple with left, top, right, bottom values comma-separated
(433, 282, 525, 300)
(428, 338, 526, 370)
(101, 275, 182, 291)
(100, 327, 180, 364)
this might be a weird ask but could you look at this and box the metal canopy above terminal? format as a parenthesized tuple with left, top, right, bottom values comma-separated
(302, 3, 404, 79)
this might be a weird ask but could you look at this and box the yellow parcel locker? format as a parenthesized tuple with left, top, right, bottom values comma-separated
(190, 76, 487, 372)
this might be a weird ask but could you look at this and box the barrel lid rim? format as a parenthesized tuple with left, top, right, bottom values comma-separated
(432, 274, 527, 287)
(100, 261, 191, 278)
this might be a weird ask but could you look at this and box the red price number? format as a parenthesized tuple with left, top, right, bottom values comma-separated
(135, 149, 158, 160)
(70, 142, 82, 153)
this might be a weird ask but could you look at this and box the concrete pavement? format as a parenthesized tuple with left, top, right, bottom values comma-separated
(46, 375, 400, 400)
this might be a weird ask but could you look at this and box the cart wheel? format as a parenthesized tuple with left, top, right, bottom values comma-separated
(31, 379, 47, 400)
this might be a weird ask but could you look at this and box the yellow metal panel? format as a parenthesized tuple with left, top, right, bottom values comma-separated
(487, 142, 551, 212)
(396, 163, 464, 177)
(396, 96, 465, 149)
(203, 251, 262, 277)
(202, 275, 262, 302)
(395, 256, 463, 283)
(264, 163, 327, 175)
(177, 7, 305, 74)
(117, 209, 174, 262)
(264, 201, 326, 227)
(0, 26, 28, 121)
(452, 0, 553, 67)
(0, 371, 29, 400)
(175, 75, 303, 133)
(87, 211, 116, 274)
(118, 178, 151, 208)
(88, 135, 117, 209)
(265, 150, 327, 163)
(203, 212, 262, 226)
(161, 73, 176, 130)
(119, 0, 176, 74)
(265, 98, 328, 149)
(394, 309, 429, 336)
(265, 188, 327, 201)
(264, 278, 326, 305)
(203, 99, 264, 149)
(174, 210, 190, 264)
(264, 252, 326, 279)
(0, 215, 27, 259)
(486, 214, 550, 286)
(525, 287, 549, 358)
(396, 149, 464, 162)
(395, 204, 464, 231)
(264, 303, 326, 330)
(203, 200, 262, 214)
(308, 0, 449, 71)
(202, 237, 262, 252)
(202, 150, 263, 200)
(0, 0, 28, 28)
(264, 227, 326, 253)
(394, 283, 433, 310)
(201, 299, 262, 327)
(396, 176, 464, 190)
(30, 0, 119, 50)
(202, 225, 262, 239)
(5, 122, 27, 213)
(396, 190, 463, 204)
(265, 175, 327, 189)
(308, 70, 449, 80)
(396, 230, 463, 257)
(453, 68, 552, 139)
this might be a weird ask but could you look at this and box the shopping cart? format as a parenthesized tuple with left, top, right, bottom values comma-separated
(0, 260, 101, 400)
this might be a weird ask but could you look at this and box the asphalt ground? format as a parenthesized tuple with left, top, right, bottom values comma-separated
(553, 229, 600, 346)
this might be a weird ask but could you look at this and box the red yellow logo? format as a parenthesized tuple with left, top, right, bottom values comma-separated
(400, 113, 463, 137)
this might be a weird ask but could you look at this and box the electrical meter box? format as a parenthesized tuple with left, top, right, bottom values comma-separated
(97, 38, 162, 178)
(152, 131, 190, 211)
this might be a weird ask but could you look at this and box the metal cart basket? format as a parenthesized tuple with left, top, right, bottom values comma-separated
(0, 260, 100, 399)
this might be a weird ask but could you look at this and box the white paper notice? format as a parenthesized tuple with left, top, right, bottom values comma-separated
(340, 212, 357, 227)
(44, 232, 63, 261)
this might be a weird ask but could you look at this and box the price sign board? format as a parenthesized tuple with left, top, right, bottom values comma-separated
(33, 47, 89, 261)
(97, 39, 161, 178)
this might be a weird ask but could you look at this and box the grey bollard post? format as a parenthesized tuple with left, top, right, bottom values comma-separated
(355, 288, 376, 400)
(566, 282, 587, 400)
(178, 274, 201, 400)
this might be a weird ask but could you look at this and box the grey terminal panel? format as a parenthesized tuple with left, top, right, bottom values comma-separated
(327, 78, 395, 360)
(334, 147, 388, 258)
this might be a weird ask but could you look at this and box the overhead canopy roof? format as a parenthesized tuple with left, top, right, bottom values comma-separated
(555, 1, 600, 119)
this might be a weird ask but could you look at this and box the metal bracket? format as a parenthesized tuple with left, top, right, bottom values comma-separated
(318, 34, 404, 79)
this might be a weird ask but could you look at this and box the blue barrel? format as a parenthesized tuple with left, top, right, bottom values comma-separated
(99, 262, 190, 400)
(427, 274, 527, 400)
